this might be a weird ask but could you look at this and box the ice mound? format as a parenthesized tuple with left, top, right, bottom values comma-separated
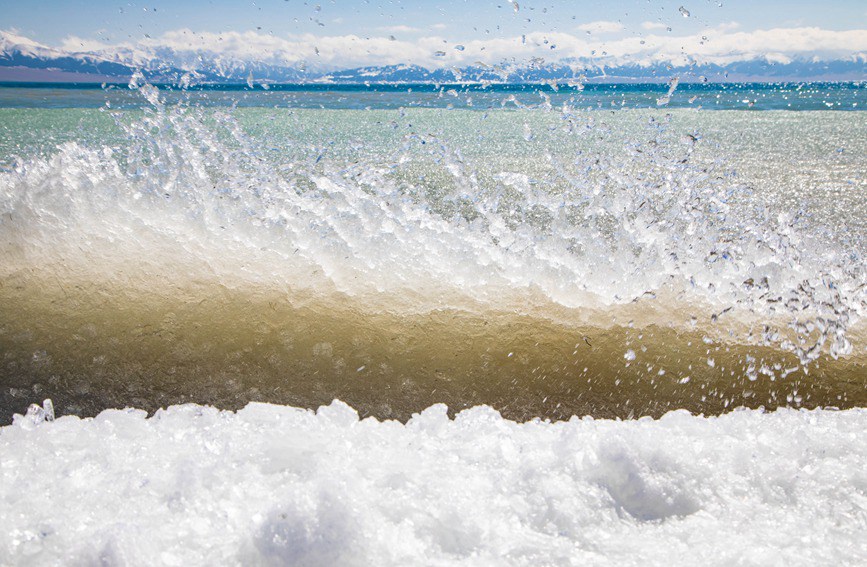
(2, 401, 865, 565)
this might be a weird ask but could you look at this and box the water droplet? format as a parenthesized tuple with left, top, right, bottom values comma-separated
(678, 6, 691, 18)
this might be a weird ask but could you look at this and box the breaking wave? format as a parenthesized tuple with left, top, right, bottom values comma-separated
(0, 84, 864, 420)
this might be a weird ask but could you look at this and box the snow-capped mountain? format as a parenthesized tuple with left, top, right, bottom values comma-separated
(1, 30, 865, 84)
(0, 30, 161, 80)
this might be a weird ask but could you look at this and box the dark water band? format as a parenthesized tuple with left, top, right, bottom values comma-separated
(3, 276, 864, 424)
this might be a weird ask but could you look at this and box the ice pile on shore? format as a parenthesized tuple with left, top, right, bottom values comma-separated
(2, 401, 865, 565)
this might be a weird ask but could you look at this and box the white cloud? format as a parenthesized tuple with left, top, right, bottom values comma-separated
(135, 29, 433, 71)
(576, 21, 624, 34)
(33, 25, 867, 74)
(377, 25, 422, 34)
(60, 36, 114, 53)
(641, 21, 668, 31)
(716, 21, 741, 32)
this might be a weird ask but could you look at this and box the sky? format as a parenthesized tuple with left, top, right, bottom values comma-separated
(2, 0, 866, 71)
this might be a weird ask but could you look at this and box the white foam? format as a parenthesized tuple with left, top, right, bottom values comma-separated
(2, 401, 865, 565)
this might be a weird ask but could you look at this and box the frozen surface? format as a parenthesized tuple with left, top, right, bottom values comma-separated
(2, 401, 866, 565)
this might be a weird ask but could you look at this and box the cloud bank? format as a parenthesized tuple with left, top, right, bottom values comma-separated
(4, 25, 867, 76)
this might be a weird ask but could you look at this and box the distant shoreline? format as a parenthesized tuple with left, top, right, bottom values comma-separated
(1, 79, 865, 90)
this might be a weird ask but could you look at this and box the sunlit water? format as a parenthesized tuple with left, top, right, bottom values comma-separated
(0, 84, 865, 422)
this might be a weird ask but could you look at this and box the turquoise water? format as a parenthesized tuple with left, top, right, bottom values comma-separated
(0, 81, 864, 110)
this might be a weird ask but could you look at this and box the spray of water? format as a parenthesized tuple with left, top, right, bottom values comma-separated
(0, 82, 864, 419)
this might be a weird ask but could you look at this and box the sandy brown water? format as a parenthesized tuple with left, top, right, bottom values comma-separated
(2, 270, 864, 424)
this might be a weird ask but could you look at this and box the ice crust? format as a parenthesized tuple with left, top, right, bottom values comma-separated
(2, 402, 866, 565)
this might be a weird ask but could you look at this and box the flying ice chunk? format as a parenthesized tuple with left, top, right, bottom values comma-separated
(12, 399, 54, 429)
(657, 76, 680, 106)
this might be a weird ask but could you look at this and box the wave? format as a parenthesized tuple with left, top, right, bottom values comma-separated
(1, 85, 864, 420)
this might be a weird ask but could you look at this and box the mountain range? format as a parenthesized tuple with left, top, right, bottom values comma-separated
(2, 30, 864, 85)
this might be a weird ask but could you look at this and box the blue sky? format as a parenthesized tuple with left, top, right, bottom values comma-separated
(2, 0, 866, 72)
(4, 0, 866, 44)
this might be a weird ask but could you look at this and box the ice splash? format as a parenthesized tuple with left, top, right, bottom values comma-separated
(2, 400, 866, 564)
(24, 85, 867, 357)
(0, 83, 864, 419)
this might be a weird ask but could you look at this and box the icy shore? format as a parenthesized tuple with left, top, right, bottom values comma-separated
(2, 401, 865, 565)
